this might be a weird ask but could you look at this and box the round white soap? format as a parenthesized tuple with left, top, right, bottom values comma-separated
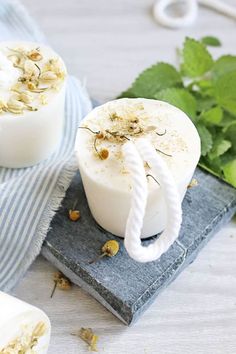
(0, 291, 51, 353)
(75, 98, 201, 238)
(0, 41, 67, 168)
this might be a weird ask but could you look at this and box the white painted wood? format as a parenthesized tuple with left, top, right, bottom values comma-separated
(13, 1, 236, 352)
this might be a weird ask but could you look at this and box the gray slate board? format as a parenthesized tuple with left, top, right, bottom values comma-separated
(42, 168, 236, 325)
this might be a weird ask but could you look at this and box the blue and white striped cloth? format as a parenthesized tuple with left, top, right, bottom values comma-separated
(0, 0, 92, 291)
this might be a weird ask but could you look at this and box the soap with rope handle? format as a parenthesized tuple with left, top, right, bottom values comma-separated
(75, 98, 200, 241)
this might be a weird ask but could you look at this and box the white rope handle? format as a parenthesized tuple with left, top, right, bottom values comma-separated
(122, 139, 182, 263)
(153, 0, 198, 29)
(153, 0, 236, 29)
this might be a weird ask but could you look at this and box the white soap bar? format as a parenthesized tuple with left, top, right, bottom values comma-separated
(0, 41, 67, 168)
(0, 291, 51, 353)
(75, 98, 200, 238)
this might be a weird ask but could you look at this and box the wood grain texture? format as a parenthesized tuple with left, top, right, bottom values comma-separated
(13, 0, 236, 352)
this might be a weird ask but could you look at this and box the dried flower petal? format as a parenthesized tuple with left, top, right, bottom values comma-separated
(8, 54, 21, 66)
(96, 132, 105, 139)
(27, 82, 37, 91)
(68, 209, 81, 221)
(89, 239, 120, 264)
(24, 59, 39, 76)
(102, 240, 119, 257)
(7, 98, 24, 114)
(27, 50, 43, 62)
(79, 328, 99, 352)
(99, 148, 109, 160)
(187, 178, 198, 189)
(51, 271, 72, 297)
(32, 322, 46, 338)
(40, 71, 58, 81)
(19, 91, 34, 104)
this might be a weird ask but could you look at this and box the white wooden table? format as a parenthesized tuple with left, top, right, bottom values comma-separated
(15, 1, 236, 353)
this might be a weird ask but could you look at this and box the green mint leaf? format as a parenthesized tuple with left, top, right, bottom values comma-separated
(221, 113, 236, 132)
(212, 55, 236, 80)
(127, 63, 182, 99)
(213, 70, 236, 115)
(200, 106, 223, 125)
(195, 94, 216, 112)
(201, 36, 221, 47)
(208, 138, 232, 160)
(154, 88, 197, 120)
(199, 161, 223, 180)
(222, 159, 236, 187)
(225, 122, 236, 152)
(181, 37, 214, 78)
(196, 124, 213, 156)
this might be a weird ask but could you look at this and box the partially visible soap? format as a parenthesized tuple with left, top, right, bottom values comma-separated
(0, 41, 67, 168)
(0, 291, 51, 353)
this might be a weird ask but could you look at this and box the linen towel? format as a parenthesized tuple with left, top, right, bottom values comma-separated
(0, 0, 92, 291)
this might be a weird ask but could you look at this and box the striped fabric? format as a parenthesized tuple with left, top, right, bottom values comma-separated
(0, 0, 92, 290)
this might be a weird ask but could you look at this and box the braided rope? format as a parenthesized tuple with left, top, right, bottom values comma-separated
(122, 138, 182, 263)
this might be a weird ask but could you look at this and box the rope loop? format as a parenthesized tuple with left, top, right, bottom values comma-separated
(122, 138, 182, 263)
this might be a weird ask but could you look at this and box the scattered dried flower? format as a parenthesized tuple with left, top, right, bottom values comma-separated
(27, 82, 37, 91)
(24, 59, 39, 77)
(78, 328, 99, 352)
(96, 132, 105, 139)
(19, 91, 34, 104)
(8, 54, 20, 66)
(69, 209, 81, 221)
(89, 239, 120, 264)
(0, 99, 7, 113)
(7, 98, 24, 114)
(99, 148, 109, 160)
(39, 93, 48, 105)
(40, 71, 58, 81)
(187, 178, 198, 189)
(27, 49, 43, 62)
(51, 271, 72, 298)
(32, 322, 47, 338)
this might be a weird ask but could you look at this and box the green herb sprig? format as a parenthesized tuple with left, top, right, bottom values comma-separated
(119, 36, 236, 188)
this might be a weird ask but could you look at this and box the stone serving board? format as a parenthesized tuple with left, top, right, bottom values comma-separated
(42, 167, 236, 325)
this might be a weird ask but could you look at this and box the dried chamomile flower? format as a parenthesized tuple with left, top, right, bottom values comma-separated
(51, 271, 72, 298)
(78, 328, 99, 352)
(99, 148, 109, 160)
(7, 98, 24, 114)
(69, 209, 81, 221)
(0, 99, 7, 113)
(102, 240, 119, 256)
(27, 49, 43, 62)
(24, 59, 39, 77)
(27, 82, 37, 91)
(19, 91, 34, 104)
(40, 71, 58, 82)
(39, 93, 48, 105)
(187, 178, 198, 189)
(32, 322, 47, 338)
(96, 131, 105, 139)
(89, 240, 120, 264)
(110, 112, 122, 121)
(8, 54, 21, 66)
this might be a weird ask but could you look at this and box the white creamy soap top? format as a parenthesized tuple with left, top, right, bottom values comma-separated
(76, 98, 201, 238)
(0, 41, 67, 168)
(0, 291, 51, 353)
